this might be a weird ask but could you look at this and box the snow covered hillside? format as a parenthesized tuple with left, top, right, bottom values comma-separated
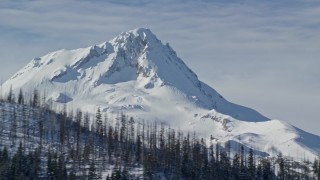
(2, 28, 320, 160)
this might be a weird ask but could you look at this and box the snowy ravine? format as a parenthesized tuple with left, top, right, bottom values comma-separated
(2, 28, 320, 161)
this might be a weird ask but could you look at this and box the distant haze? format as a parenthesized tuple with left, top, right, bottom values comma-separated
(0, 0, 319, 135)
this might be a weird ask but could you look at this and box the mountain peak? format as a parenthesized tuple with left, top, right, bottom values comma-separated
(3, 28, 320, 160)
(110, 28, 158, 48)
(130, 27, 154, 38)
(99, 28, 199, 90)
(119, 27, 156, 40)
(3, 28, 269, 122)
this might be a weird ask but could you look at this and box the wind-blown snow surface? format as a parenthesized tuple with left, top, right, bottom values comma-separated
(2, 28, 320, 160)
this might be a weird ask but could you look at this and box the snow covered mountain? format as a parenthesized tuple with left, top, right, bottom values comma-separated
(2, 28, 320, 160)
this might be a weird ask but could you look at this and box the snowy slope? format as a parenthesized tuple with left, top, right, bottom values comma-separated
(2, 28, 320, 160)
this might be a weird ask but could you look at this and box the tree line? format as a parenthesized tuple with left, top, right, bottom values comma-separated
(0, 87, 319, 179)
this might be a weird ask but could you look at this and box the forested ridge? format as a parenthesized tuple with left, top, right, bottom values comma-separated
(0, 88, 319, 179)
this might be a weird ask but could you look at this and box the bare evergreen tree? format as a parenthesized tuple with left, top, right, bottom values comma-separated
(7, 85, 13, 103)
(18, 88, 24, 105)
(75, 109, 82, 161)
(32, 89, 39, 107)
(9, 105, 17, 144)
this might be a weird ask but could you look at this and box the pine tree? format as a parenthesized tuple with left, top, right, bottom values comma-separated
(59, 108, 67, 147)
(58, 154, 68, 179)
(10, 105, 17, 145)
(136, 134, 142, 163)
(232, 153, 241, 179)
(95, 107, 103, 157)
(88, 162, 97, 180)
(47, 149, 58, 179)
(47, 148, 52, 174)
(7, 85, 13, 103)
(0, 105, 4, 145)
(215, 143, 221, 178)
(10, 142, 27, 179)
(261, 158, 272, 180)
(208, 142, 215, 179)
(277, 153, 285, 180)
(120, 113, 127, 143)
(108, 125, 114, 161)
(128, 117, 135, 160)
(32, 89, 39, 107)
(0, 147, 10, 179)
(18, 88, 24, 105)
(143, 154, 153, 180)
(75, 109, 82, 161)
(256, 161, 262, 180)
(111, 165, 122, 180)
(95, 107, 102, 134)
(39, 110, 45, 147)
(22, 104, 28, 147)
(248, 148, 255, 179)
(83, 112, 90, 131)
(239, 145, 246, 180)
(302, 160, 311, 180)
(220, 146, 230, 178)
(33, 148, 41, 178)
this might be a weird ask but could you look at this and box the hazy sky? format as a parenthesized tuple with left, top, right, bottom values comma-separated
(0, 0, 319, 135)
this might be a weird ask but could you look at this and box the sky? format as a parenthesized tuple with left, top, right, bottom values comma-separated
(0, 0, 319, 135)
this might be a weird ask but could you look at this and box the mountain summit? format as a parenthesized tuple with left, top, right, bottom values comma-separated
(2, 28, 320, 160)
(3, 28, 267, 121)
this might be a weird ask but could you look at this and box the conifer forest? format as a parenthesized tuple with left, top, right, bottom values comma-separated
(0, 89, 319, 180)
